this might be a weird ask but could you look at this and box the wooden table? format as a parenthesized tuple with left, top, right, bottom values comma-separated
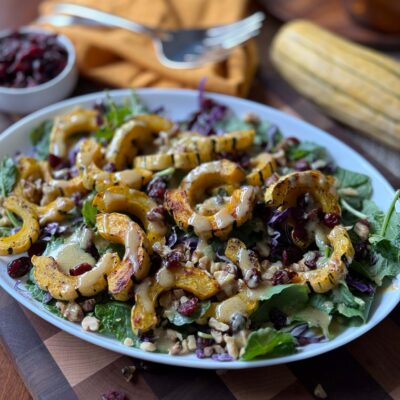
(0, 3, 399, 400)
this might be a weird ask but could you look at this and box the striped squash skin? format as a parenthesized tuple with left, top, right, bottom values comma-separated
(270, 20, 400, 150)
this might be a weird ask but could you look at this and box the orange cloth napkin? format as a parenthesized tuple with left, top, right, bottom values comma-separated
(39, 0, 259, 96)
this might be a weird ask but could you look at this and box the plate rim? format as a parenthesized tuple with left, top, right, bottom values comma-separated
(0, 87, 398, 370)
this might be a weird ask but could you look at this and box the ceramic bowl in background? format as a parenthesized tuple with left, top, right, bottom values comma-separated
(0, 26, 78, 114)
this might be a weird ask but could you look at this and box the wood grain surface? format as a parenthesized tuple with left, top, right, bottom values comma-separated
(0, 2, 399, 400)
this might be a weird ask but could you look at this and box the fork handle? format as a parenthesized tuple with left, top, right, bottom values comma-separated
(52, 3, 160, 37)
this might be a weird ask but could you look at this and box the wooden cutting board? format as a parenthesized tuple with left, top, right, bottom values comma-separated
(257, 0, 400, 49)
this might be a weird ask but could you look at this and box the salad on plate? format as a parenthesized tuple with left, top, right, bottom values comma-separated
(1, 90, 399, 362)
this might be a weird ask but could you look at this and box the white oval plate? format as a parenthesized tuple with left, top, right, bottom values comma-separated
(0, 89, 398, 369)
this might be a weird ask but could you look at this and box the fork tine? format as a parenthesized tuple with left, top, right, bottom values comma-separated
(203, 21, 263, 47)
(205, 27, 261, 52)
(206, 12, 265, 37)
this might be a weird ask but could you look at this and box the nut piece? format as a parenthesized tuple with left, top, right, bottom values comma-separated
(63, 302, 84, 322)
(81, 316, 100, 332)
(168, 341, 182, 355)
(187, 335, 197, 351)
(140, 342, 156, 352)
(210, 329, 223, 344)
(314, 384, 327, 399)
(224, 335, 239, 359)
(354, 220, 370, 241)
(79, 298, 96, 313)
(209, 317, 230, 332)
(123, 338, 134, 347)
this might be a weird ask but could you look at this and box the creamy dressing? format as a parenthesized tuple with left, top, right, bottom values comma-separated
(235, 187, 254, 219)
(156, 267, 175, 289)
(189, 213, 212, 235)
(49, 242, 96, 274)
(124, 223, 141, 272)
(238, 248, 252, 273)
(135, 279, 154, 313)
(39, 198, 71, 224)
(77, 253, 116, 293)
(213, 207, 235, 229)
(115, 170, 141, 187)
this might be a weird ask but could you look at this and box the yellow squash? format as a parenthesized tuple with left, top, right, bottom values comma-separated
(0, 197, 40, 255)
(93, 186, 167, 244)
(49, 107, 98, 158)
(264, 170, 340, 214)
(131, 266, 220, 334)
(165, 160, 256, 238)
(270, 20, 400, 149)
(246, 153, 277, 186)
(293, 225, 354, 293)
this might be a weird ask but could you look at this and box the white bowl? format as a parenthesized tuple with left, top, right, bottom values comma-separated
(0, 27, 78, 114)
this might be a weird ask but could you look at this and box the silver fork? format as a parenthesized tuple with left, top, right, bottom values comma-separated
(38, 3, 265, 69)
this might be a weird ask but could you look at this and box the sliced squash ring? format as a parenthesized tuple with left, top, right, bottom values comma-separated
(165, 160, 256, 238)
(93, 185, 167, 244)
(131, 266, 220, 334)
(264, 170, 340, 214)
(96, 212, 151, 286)
(292, 225, 354, 293)
(0, 196, 40, 255)
(49, 107, 98, 158)
(246, 153, 277, 186)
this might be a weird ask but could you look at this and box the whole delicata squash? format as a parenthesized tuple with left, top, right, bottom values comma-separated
(165, 160, 256, 238)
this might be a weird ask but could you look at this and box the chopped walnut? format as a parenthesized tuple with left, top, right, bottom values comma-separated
(203, 346, 214, 357)
(187, 335, 197, 351)
(212, 344, 225, 354)
(210, 329, 223, 344)
(224, 335, 239, 359)
(168, 341, 182, 355)
(62, 302, 84, 322)
(81, 316, 100, 332)
(209, 317, 230, 332)
(354, 220, 370, 241)
(79, 298, 96, 312)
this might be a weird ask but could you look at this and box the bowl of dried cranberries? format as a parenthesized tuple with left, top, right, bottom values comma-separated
(0, 27, 78, 114)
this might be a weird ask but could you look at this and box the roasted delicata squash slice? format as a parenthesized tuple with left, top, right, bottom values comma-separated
(135, 114, 174, 133)
(32, 252, 120, 301)
(77, 139, 152, 191)
(131, 266, 220, 334)
(225, 238, 261, 287)
(0, 196, 40, 255)
(41, 176, 87, 205)
(49, 107, 98, 158)
(17, 157, 43, 180)
(105, 119, 150, 170)
(96, 213, 151, 299)
(264, 170, 340, 214)
(165, 160, 256, 238)
(33, 197, 75, 224)
(192, 130, 256, 154)
(293, 225, 354, 293)
(12, 157, 44, 203)
(134, 151, 212, 171)
(93, 186, 167, 244)
(246, 153, 277, 186)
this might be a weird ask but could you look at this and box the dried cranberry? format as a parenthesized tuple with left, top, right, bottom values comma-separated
(69, 263, 93, 276)
(294, 159, 311, 171)
(282, 247, 303, 266)
(27, 240, 46, 257)
(7, 257, 32, 279)
(48, 153, 63, 169)
(272, 270, 290, 285)
(101, 390, 128, 400)
(269, 307, 287, 329)
(177, 297, 199, 316)
(323, 212, 340, 228)
(164, 251, 183, 269)
(146, 206, 166, 222)
(103, 162, 117, 172)
(146, 177, 167, 201)
(286, 136, 300, 146)
(304, 251, 320, 269)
